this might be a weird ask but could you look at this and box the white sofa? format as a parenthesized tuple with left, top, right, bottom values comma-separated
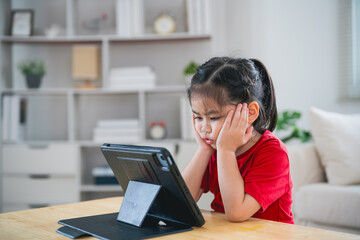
(288, 107, 360, 235)
(288, 143, 360, 234)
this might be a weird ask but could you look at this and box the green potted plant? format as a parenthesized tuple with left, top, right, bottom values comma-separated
(276, 110, 311, 143)
(18, 60, 46, 88)
(183, 61, 199, 85)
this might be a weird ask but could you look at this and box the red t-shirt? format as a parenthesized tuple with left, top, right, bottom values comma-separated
(200, 130, 294, 224)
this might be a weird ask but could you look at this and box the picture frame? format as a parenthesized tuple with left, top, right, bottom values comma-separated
(10, 9, 34, 36)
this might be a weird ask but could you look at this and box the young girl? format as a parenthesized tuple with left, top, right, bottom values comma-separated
(182, 57, 294, 224)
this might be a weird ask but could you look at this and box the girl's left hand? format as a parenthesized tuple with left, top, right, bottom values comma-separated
(216, 103, 253, 153)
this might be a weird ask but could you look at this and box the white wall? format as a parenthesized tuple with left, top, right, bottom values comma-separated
(214, 0, 360, 129)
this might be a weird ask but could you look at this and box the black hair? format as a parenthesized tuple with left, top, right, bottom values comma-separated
(187, 57, 277, 133)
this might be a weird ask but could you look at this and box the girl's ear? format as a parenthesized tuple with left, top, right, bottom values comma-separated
(248, 101, 259, 124)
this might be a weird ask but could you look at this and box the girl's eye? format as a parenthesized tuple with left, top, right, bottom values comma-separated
(210, 117, 220, 121)
(194, 116, 202, 120)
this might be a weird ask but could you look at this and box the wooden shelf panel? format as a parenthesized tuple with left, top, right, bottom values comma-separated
(1, 85, 187, 95)
(1, 89, 72, 95)
(0, 36, 103, 44)
(1, 139, 185, 147)
(1, 33, 211, 44)
(108, 33, 211, 42)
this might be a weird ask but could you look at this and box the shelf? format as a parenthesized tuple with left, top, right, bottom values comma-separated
(1, 141, 74, 146)
(1, 85, 187, 96)
(80, 185, 123, 192)
(1, 89, 72, 95)
(1, 33, 211, 44)
(1, 139, 185, 147)
(0, 36, 103, 44)
(107, 33, 211, 42)
(73, 85, 186, 95)
(79, 139, 184, 147)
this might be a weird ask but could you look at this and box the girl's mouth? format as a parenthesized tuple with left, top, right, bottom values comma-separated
(204, 137, 214, 144)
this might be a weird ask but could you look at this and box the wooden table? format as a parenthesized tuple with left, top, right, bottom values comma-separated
(0, 197, 359, 240)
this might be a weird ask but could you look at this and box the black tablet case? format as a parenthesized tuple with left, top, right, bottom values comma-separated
(57, 144, 205, 240)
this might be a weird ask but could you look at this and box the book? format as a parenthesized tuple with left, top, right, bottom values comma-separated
(19, 98, 27, 142)
(131, 0, 144, 36)
(93, 136, 141, 143)
(2, 95, 23, 143)
(116, 0, 144, 37)
(203, 0, 211, 34)
(194, 0, 202, 33)
(97, 119, 140, 128)
(180, 96, 195, 140)
(94, 118, 142, 143)
(116, 0, 130, 36)
(109, 83, 155, 90)
(110, 66, 153, 75)
(10, 96, 20, 143)
(93, 128, 141, 137)
(186, 0, 211, 34)
(109, 66, 156, 89)
(186, 0, 195, 33)
(92, 165, 115, 177)
(2, 95, 11, 142)
(110, 75, 156, 83)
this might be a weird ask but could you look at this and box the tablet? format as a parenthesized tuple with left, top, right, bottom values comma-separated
(57, 144, 205, 240)
(101, 143, 205, 227)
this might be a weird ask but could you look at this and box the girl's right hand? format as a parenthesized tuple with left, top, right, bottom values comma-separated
(192, 114, 214, 153)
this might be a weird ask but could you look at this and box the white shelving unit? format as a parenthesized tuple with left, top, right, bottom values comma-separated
(0, 0, 212, 212)
(1, 86, 188, 142)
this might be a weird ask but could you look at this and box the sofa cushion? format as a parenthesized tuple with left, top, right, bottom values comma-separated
(287, 143, 326, 192)
(294, 183, 360, 229)
(309, 107, 360, 185)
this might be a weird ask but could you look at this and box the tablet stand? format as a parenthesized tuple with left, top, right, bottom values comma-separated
(117, 180, 161, 227)
(57, 180, 192, 239)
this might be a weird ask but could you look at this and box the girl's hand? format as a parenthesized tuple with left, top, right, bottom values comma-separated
(192, 114, 215, 153)
(216, 103, 253, 153)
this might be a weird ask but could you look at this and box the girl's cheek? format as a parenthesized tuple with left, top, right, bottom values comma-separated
(213, 123, 222, 139)
(194, 122, 201, 133)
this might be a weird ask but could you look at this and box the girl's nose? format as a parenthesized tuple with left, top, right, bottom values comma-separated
(201, 121, 211, 134)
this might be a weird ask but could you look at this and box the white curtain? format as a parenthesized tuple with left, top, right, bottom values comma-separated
(351, 0, 360, 96)
(340, 0, 360, 99)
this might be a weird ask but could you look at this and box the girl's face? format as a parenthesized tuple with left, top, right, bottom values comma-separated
(191, 97, 236, 149)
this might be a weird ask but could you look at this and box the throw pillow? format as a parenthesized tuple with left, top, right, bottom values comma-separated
(309, 107, 360, 185)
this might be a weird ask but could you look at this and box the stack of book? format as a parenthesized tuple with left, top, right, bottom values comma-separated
(109, 66, 156, 90)
(2, 95, 27, 143)
(116, 0, 144, 37)
(93, 119, 141, 143)
(186, 0, 211, 34)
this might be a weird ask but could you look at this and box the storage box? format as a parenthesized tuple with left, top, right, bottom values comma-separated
(3, 144, 78, 175)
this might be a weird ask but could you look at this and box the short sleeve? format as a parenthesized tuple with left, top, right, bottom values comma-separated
(244, 143, 290, 212)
